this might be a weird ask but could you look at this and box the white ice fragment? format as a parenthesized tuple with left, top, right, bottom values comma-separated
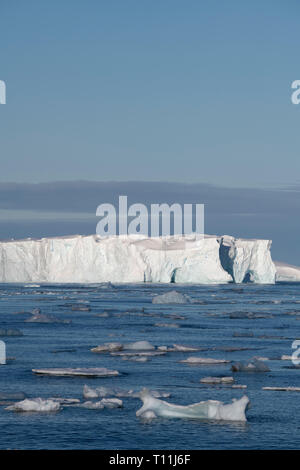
(32, 367, 119, 377)
(5, 398, 61, 412)
(180, 357, 230, 364)
(200, 376, 234, 384)
(262, 386, 300, 392)
(100, 398, 123, 408)
(91, 343, 123, 353)
(152, 291, 191, 304)
(83, 385, 170, 399)
(136, 389, 249, 421)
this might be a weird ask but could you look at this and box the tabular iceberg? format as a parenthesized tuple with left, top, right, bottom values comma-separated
(0, 233, 276, 284)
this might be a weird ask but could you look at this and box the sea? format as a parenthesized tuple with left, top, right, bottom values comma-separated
(0, 281, 299, 450)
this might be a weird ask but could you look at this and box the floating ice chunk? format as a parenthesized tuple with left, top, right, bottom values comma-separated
(152, 291, 191, 304)
(83, 385, 113, 399)
(81, 401, 104, 409)
(136, 389, 249, 422)
(231, 359, 270, 372)
(180, 357, 230, 364)
(262, 386, 300, 392)
(125, 341, 155, 351)
(91, 343, 123, 353)
(5, 398, 61, 412)
(32, 367, 119, 377)
(172, 344, 202, 352)
(83, 385, 170, 399)
(49, 397, 80, 405)
(110, 351, 165, 357)
(100, 398, 123, 408)
(200, 377, 234, 384)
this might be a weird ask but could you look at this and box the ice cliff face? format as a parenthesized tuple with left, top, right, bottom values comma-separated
(0, 234, 276, 284)
(219, 235, 276, 284)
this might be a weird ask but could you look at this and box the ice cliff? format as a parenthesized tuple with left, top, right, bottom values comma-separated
(0, 234, 276, 284)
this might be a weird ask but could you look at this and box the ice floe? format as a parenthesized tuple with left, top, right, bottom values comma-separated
(32, 367, 120, 377)
(83, 385, 170, 399)
(5, 398, 61, 412)
(180, 357, 230, 364)
(136, 389, 249, 421)
(200, 377, 234, 384)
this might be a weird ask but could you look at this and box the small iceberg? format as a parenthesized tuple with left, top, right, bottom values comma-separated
(5, 398, 61, 412)
(136, 389, 249, 421)
(32, 367, 120, 377)
(152, 290, 191, 304)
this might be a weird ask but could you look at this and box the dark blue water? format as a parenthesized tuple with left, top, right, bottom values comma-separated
(0, 282, 300, 449)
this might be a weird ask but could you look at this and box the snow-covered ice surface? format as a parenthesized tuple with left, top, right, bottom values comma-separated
(0, 282, 300, 449)
(0, 234, 276, 284)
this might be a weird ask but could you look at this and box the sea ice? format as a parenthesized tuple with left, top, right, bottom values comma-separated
(32, 367, 120, 377)
(180, 357, 230, 364)
(231, 359, 270, 372)
(136, 389, 249, 421)
(152, 291, 191, 304)
(5, 398, 61, 412)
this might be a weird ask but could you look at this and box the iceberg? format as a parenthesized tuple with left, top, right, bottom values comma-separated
(136, 389, 249, 422)
(0, 234, 276, 284)
(275, 261, 300, 282)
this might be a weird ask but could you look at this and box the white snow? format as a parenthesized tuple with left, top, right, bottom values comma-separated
(136, 389, 249, 421)
(0, 233, 276, 284)
(275, 261, 300, 282)
(5, 398, 61, 412)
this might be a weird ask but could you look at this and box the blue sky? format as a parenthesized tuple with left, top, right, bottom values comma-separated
(1, 0, 300, 186)
(0, 1, 300, 263)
